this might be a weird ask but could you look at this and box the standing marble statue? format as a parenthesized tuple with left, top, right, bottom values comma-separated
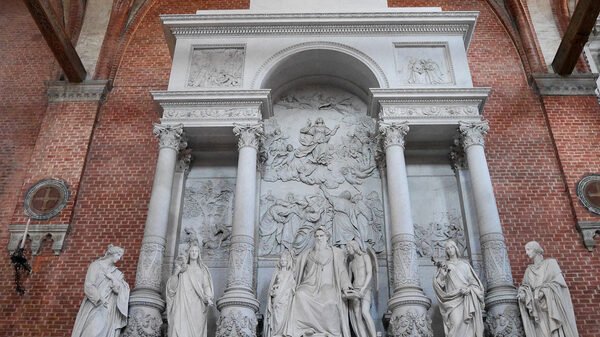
(71, 245, 130, 337)
(285, 226, 352, 337)
(166, 243, 214, 337)
(265, 250, 296, 337)
(433, 240, 484, 337)
(345, 240, 377, 337)
(517, 241, 579, 337)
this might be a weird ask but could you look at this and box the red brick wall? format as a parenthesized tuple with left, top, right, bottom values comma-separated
(0, 0, 598, 336)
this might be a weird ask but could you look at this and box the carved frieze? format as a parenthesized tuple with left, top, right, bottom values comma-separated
(187, 47, 244, 88)
(380, 105, 478, 118)
(163, 107, 260, 120)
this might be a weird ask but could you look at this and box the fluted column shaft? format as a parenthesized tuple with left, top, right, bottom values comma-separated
(379, 122, 432, 337)
(124, 124, 184, 337)
(216, 123, 263, 337)
(459, 121, 524, 337)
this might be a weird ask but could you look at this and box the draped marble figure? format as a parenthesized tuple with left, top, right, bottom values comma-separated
(166, 243, 214, 337)
(433, 240, 484, 337)
(285, 227, 352, 337)
(71, 245, 130, 337)
(518, 241, 579, 337)
(266, 250, 296, 337)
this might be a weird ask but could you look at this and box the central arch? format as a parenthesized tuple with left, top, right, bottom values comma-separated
(252, 42, 388, 103)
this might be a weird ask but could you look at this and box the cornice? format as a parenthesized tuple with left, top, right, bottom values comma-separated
(161, 11, 478, 49)
(532, 73, 599, 96)
(151, 90, 272, 127)
(46, 80, 111, 103)
(8, 224, 69, 255)
(369, 87, 490, 123)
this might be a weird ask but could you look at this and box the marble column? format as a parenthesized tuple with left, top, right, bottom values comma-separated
(123, 124, 185, 337)
(378, 122, 433, 337)
(216, 123, 263, 337)
(458, 121, 524, 337)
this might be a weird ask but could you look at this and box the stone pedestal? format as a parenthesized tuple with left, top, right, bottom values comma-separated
(379, 122, 433, 337)
(458, 121, 524, 337)
(123, 124, 185, 337)
(216, 124, 263, 337)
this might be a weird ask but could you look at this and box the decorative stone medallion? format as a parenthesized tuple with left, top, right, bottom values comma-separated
(577, 175, 600, 215)
(24, 179, 69, 220)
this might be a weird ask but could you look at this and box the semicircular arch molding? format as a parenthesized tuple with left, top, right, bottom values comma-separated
(252, 41, 389, 92)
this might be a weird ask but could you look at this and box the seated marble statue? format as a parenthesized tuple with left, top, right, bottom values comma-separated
(71, 244, 130, 337)
(285, 226, 352, 337)
(265, 250, 296, 337)
(433, 240, 484, 337)
(517, 241, 579, 337)
(346, 240, 377, 337)
(166, 243, 214, 337)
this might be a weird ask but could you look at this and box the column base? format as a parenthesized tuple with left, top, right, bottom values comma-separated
(387, 288, 432, 337)
(484, 285, 525, 337)
(121, 288, 165, 337)
(216, 292, 259, 337)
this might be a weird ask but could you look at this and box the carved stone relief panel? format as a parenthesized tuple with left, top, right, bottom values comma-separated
(414, 211, 467, 259)
(181, 178, 235, 260)
(187, 47, 245, 88)
(259, 85, 385, 256)
(394, 43, 454, 85)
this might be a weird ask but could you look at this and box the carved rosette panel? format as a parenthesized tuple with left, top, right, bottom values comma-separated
(485, 306, 525, 337)
(458, 120, 489, 149)
(153, 123, 185, 150)
(481, 233, 514, 288)
(122, 306, 163, 337)
(388, 309, 433, 337)
(226, 236, 254, 289)
(379, 121, 409, 149)
(216, 309, 258, 337)
(233, 123, 264, 150)
(134, 237, 166, 291)
(391, 234, 421, 290)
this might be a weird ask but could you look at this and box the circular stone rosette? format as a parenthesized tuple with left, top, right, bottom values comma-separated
(576, 174, 600, 215)
(23, 178, 70, 220)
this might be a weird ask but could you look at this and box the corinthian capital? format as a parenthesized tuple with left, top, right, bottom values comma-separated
(153, 123, 185, 150)
(233, 123, 264, 150)
(459, 121, 489, 149)
(378, 121, 409, 149)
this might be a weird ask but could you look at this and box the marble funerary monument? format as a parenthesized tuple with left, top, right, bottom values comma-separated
(122, 3, 527, 337)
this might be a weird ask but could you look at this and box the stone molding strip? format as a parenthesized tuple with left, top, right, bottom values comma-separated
(577, 221, 600, 251)
(8, 224, 69, 255)
(532, 73, 599, 96)
(46, 80, 111, 102)
(161, 11, 479, 51)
